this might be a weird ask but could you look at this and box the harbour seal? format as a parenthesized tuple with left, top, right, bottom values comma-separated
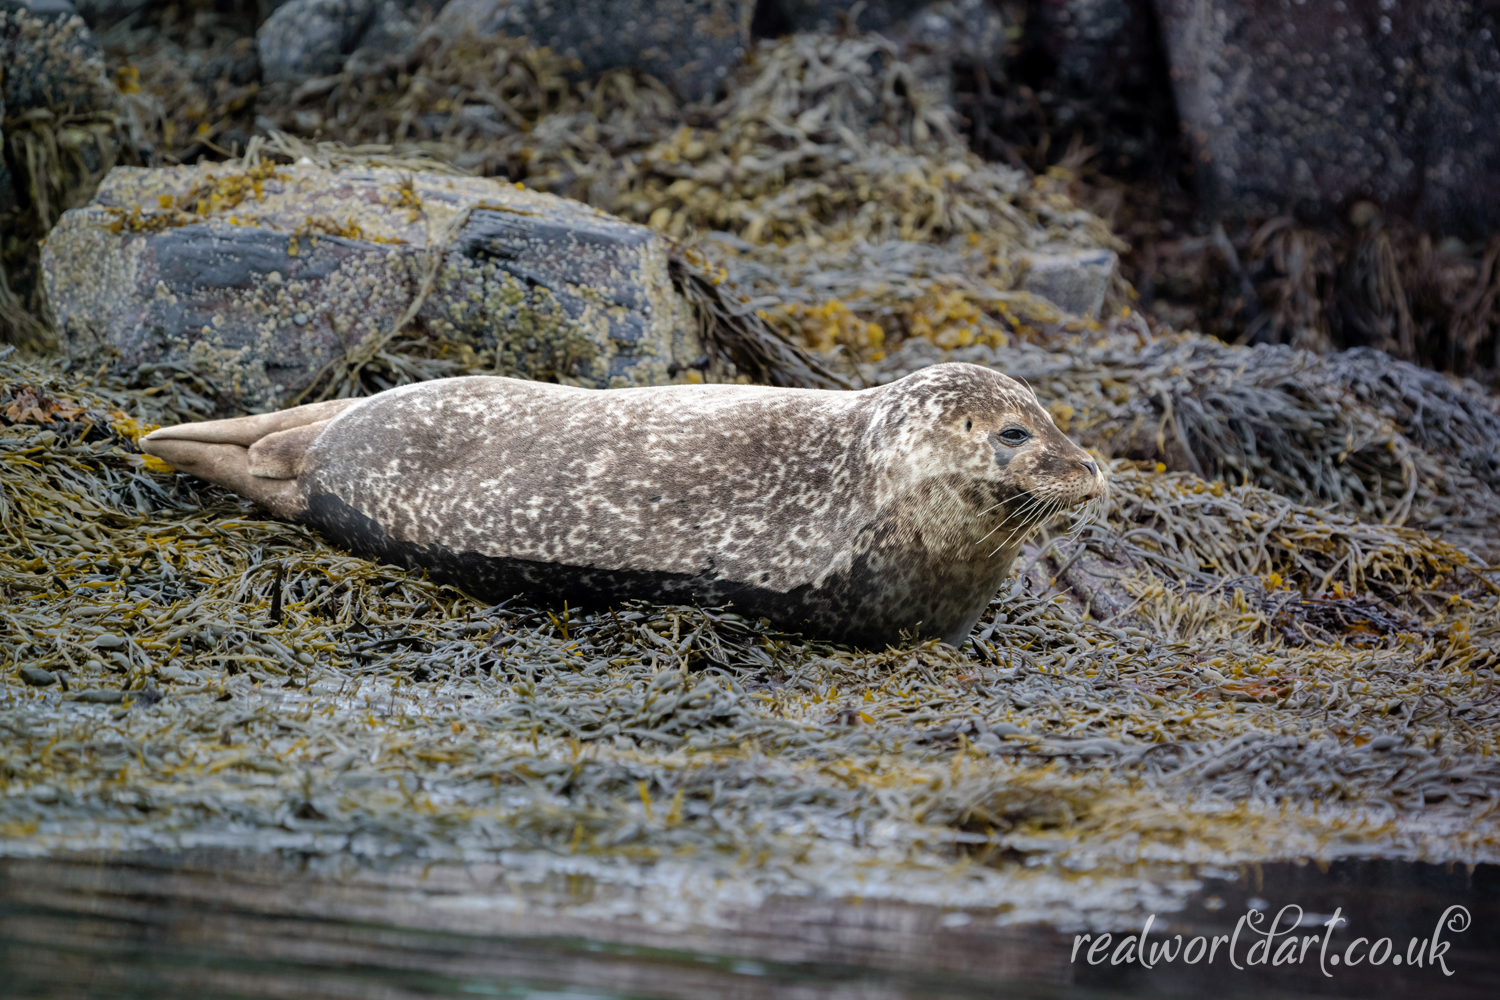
(142, 364, 1106, 648)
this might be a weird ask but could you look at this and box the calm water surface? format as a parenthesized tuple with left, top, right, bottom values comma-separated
(2, 853, 1496, 999)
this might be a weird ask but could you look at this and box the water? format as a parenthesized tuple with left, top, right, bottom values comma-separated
(2, 852, 1496, 999)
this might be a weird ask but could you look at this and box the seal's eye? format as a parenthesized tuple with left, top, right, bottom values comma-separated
(996, 426, 1031, 447)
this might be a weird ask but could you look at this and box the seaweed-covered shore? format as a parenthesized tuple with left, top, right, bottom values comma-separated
(3, 4, 1500, 933)
(3, 334, 1498, 926)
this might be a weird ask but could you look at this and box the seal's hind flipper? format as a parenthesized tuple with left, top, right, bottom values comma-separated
(141, 398, 361, 517)
(142, 438, 304, 518)
(142, 397, 361, 447)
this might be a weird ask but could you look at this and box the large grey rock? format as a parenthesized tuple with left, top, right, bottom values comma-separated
(1156, 0, 1500, 237)
(438, 0, 750, 103)
(258, 0, 433, 85)
(42, 162, 717, 413)
(0, 0, 115, 114)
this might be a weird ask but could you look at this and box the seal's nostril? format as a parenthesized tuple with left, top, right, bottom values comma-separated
(1079, 459, 1098, 477)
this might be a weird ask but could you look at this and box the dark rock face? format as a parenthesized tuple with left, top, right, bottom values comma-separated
(438, 0, 750, 103)
(42, 163, 716, 412)
(752, 0, 930, 36)
(1, 0, 119, 345)
(1030, 0, 1159, 96)
(0, 0, 115, 114)
(1156, 0, 1500, 237)
(70, 0, 156, 26)
(0, 154, 14, 219)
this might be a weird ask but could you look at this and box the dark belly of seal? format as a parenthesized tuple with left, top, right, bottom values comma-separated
(305, 492, 908, 648)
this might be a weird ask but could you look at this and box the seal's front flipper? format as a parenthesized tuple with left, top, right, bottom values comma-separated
(247, 420, 331, 480)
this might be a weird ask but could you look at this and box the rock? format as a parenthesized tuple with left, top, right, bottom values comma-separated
(752, 0, 930, 36)
(0, 0, 115, 114)
(71, 688, 127, 703)
(43, 161, 721, 413)
(258, 0, 433, 85)
(438, 0, 751, 103)
(1, 0, 119, 347)
(1019, 248, 1116, 320)
(257, 0, 295, 20)
(19, 666, 57, 686)
(1155, 0, 1500, 237)
(899, 0, 1004, 58)
(70, 0, 155, 26)
(755, 0, 1004, 83)
(1030, 0, 1160, 96)
(0, 113, 13, 219)
(195, 37, 263, 90)
(263, 1, 752, 101)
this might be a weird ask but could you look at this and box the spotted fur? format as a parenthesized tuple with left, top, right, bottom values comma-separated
(143, 363, 1106, 647)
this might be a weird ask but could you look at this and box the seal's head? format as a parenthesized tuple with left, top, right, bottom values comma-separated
(870, 363, 1107, 555)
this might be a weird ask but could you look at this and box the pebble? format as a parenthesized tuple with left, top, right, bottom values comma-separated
(20, 666, 57, 687)
(72, 689, 127, 704)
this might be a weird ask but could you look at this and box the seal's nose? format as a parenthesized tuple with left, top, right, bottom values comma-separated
(1078, 458, 1099, 477)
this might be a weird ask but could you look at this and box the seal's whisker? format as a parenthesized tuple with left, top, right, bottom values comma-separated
(976, 493, 1047, 545)
(984, 493, 1053, 544)
(985, 488, 1038, 516)
(1062, 496, 1100, 543)
(985, 493, 1044, 529)
(991, 495, 1062, 557)
(974, 493, 1023, 520)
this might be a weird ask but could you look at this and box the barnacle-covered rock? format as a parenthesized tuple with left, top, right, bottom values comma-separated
(0, 0, 115, 115)
(1156, 0, 1500, 237)
(438, 0, 751, 103)
(42, 160, 716, 413)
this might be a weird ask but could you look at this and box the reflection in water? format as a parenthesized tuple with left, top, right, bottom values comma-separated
(1, 853, 1496, 999)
